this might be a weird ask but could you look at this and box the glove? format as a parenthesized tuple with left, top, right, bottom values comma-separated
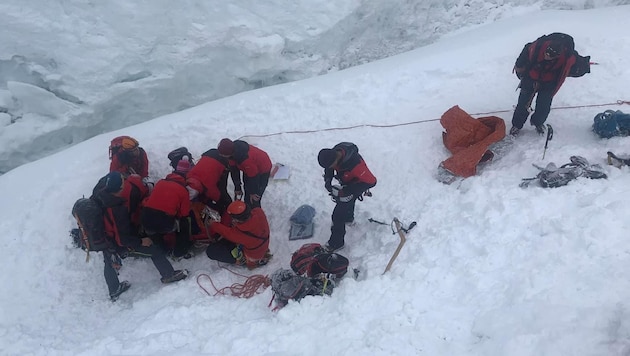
(324, 179, 332, 193)
(330, 185, 353, 203)
(202, 206, 221, 222)
(142, 176, 155, 194)
(186, 186, 199, 200)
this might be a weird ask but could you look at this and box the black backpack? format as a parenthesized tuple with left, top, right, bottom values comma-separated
(290, 243, 349, 279)
(168, 147, 195, 169)
(71, 198, 111, 253)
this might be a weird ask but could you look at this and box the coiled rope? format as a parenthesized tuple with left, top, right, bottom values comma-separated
(196, 262, 270, 298)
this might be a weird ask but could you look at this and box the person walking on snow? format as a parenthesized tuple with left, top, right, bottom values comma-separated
(509, 32, 591, 136)
(317, 142, 376, 252)
(217, 138, 272, 209)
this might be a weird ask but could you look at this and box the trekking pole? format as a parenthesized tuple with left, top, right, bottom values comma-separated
(542, 124, 554, 160)
(383, 218, 407, 275)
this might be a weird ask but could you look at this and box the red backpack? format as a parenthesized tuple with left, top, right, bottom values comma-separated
(290, 243, 349, 279)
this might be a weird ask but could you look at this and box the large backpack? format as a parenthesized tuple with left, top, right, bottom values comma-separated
(593, 110, 630, 139)
(71, 198, 111, 254)
(290, 243, 349, 279)
(167, 147, 195, 169)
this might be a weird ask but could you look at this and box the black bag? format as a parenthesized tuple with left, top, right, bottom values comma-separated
(270, 269, 334, 308)
(168, 147, 195, 169)
(71, 198, 111, 251)
(290, 243, 349, 279)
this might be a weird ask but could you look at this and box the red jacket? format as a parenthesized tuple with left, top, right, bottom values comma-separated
(120, 174, 149, 227)
(210, 208, 270, 264)
(324, 142, 377, 197)
(110, 147, 149, 178)
(143, 173, 190, 218)
(514, 33, 577, 96)
(228, 141, 272, 195)
(186, 149, 229, 202)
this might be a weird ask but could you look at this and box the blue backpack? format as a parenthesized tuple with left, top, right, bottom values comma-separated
(593, 110, 630, 138)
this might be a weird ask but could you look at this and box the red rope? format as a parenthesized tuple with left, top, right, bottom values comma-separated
(196, 262, 271, 298)
(240, 100, 630, 139)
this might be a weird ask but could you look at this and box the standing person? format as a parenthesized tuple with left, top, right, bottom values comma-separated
(510, 32, 591, 136)
(185, 148, 232, 217)
(92, 172, 188, 301)
(205, 201, 271, 269)
(317, 142, 377, 252)
(217, 138, 272, 208)
(109, 136, 150, 179)
(141, 160, 193, 259)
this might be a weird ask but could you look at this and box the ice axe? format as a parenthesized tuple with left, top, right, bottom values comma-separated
(542, 124, 553, 160)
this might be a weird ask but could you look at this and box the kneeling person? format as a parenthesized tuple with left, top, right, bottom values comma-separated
(141, 161, 193, 258)
(206, 201, 271, 269)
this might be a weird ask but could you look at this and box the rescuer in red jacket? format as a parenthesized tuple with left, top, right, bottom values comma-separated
(318, 142, 377, 252)
(217, 138, 272, 208)
(141, 160, 193, 258)
(205, 201, 271, 269)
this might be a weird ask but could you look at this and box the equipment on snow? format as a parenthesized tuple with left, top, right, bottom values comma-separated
(592, 110, 630, 139)
(290, 243, 349, 280)
(607, 151, 630, 168)
(438, 106, 510, 184)
(542, 124, 553, 159)
(383, 218, 410, 275)
(270, 163, 290, 180)
(71, 197, 111, 261)
(289, 204, 316, 240)
(520, 156, 607, 188)
(270, 269, 335, 309)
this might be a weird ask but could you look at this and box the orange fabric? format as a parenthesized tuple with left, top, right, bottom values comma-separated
(440, 106, 506, 178)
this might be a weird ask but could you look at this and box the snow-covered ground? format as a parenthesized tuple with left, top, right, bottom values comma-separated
(0, 0, 624, 174)
(2, 4, 630, 356)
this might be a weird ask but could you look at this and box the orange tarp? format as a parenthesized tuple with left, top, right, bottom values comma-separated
(440, 105, 506, 178)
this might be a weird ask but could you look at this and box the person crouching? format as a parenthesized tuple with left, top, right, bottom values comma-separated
(205, 201, 271, 269)
(141, 160, 194, 259)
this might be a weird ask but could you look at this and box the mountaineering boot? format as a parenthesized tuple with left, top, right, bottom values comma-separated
(324, 242, 345, 253)
(110, 281, 131, 301)
(509, 126, 521, 136)
(161, 269, 188, 284)
(535, 125, 545, 135)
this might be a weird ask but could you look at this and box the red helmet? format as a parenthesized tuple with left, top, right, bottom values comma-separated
(227, 201, 251, 221)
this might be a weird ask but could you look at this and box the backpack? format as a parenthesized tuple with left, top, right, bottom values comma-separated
(71, 198, 111, 252)
(270, 269, 334, 308)
(289, 204, 316, 240)
(290, 243, 349, 279)
(168, 147, 195, 169)
(592, 110, 630, 139)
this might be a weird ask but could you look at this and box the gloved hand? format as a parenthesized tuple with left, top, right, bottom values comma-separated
(330, 185, 353, 203)
(514, 67, 525, 79)
(324, 179, 332, 193)
(142, 176, 155, 194)
(186, 186, 199, 200)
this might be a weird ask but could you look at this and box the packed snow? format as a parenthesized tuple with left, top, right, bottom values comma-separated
(2, 4, 630, 356)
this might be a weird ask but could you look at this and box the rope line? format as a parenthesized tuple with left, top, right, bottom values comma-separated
(196, 262, 271, 298)
(240, 100, 630, 140)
